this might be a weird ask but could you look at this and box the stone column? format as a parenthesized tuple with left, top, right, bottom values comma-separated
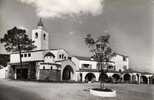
(130, 74, 132, 83)
(138, 75, 141, 84)
(121, 74, 124, 83)
(14, 69, 17, 80)
(147, 77, 150, 85)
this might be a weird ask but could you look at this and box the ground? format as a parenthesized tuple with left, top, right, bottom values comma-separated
(0, 80, 153, 100)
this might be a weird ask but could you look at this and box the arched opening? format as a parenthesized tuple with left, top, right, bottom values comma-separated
(112, 74, 121, 83)
(35, 32, 38, 38)
(151, 76, 154, 84)
(99, 73, 108, 82)
(132, 75, 137, 81)
(123, 74, 131, 82)
(43, 34, 46, 40)
(131, 75, 138, 84)
(85, 73, 96, 82)
(62, 65, 74, 80)
(141, 76, 148, 84)
(80, 73, 82, 82)
(152, 78, 154, 84)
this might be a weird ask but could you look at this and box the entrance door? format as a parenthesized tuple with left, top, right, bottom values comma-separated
(62, 65, 74, 80)
(16, 68, 28, 80)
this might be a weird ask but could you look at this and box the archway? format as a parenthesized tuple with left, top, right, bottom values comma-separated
(141, 76, 148, 84)
(151, 76, 154, 84)
(85, 73, 96, 82)
(123, 74, 131, 82)
(62, 65, 74, 80)
(16, 68, 28, 80)
(99, 73, 108, 82)
(112, 74, 121, 82)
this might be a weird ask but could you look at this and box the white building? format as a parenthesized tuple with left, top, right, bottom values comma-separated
(0, 65, 9, 79)
(9, 19, 130, 82)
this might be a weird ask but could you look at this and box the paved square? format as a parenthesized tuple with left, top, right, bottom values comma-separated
(0, 80, 154, 100)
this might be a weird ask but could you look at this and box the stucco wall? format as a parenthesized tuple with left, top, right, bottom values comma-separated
(39, 69, 61, 81)
(32, 29, 49, 50)
(10, 51, 44, 63)
(111, 55, 129, 71)
(0, 67, 8, 79)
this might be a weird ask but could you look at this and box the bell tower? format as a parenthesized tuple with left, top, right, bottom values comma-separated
(32, 18, 49, 50)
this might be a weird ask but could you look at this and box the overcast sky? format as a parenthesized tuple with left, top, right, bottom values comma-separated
(0, 0, 153, 73)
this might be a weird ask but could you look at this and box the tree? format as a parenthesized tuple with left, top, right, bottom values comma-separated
(0, 27, 36, 79)
(84, 33, 116, 89)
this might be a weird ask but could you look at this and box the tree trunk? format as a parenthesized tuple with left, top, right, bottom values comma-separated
(100, 62, 105, 89)
(18, 44, 22, 79)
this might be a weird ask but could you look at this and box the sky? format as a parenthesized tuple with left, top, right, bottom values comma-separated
(0, 0, 153, 73)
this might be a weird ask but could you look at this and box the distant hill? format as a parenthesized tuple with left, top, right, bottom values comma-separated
(0, 54, 10, 67)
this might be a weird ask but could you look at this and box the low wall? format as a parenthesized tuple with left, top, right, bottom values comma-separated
(39, 69, 61, 81)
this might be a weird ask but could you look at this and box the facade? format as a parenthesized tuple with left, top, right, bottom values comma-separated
(0, 65, 9, 79)
(9, 19, 153, 84)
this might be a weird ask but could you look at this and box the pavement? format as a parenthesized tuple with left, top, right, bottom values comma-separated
(0, 79, 154, 100)
(0, 81, 44, 100)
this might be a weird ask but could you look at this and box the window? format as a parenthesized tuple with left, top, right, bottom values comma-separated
(28, 53, 31, 57)
(82, 64, 91, 69)
(43, 66, 45, 70)
(119, 69, 122, 73)
(61, 54, 64, 59)
(96, 44, 101, 48)
(123, 65, 127, 71)
(123, 56, 126, 61)
(43, 34, 46, 40)
(50, 66, 53, 70)
(108, 66, 113, 69)
(68, 57, 72, 60)
(59, 54, 61, 59)
(35, 32, 38, 38)
(24, 54, 27, 57)
(21, 54, 23, 58)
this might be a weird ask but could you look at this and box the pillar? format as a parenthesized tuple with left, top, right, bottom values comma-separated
(130, 74, 133, 82)
(14, 69, 17, 79)
(36, 66, 40, 80)
(121, 74, 124, 82)
(138, 75, 141, 84)
(147, 77, 150, 85)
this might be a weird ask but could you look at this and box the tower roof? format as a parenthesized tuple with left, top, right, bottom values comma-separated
(37, 18, 44, 27)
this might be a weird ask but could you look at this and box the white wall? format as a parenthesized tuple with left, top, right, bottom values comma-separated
(0, 67, 8, 79)
(111, 55, 129, 71)
(39, 64, 57, 70)
(10, 49, 70, 64)
(72, 57, 97, 69)
(79, 60, 97, 69)
(32, 28, 49, 50)
(44, 56, 55, 63)
(10, 51, 44, 63)
(32, 29, 42, 50)
(72, 55, 129, 72)
(50, 49, 69, 61)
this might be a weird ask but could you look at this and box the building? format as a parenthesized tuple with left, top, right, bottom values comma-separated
(8, 19, 153, 84)
(0, 66, 9, 79)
